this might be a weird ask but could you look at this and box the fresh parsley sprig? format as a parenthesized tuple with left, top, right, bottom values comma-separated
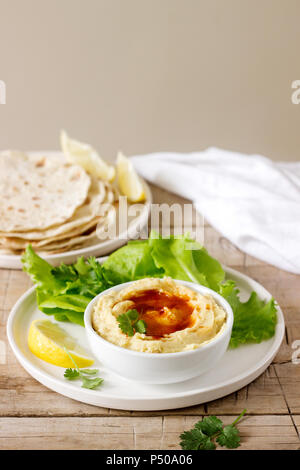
(117, 309, 147, 336)
(180, 409, 246, 450)
(63, 348, 103, 390)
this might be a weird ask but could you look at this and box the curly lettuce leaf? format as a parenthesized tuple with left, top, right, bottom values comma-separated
(102, 240, 164, 285)
(149, 232, 225, 290)
(21, 245, 64, 294)
(219, 281, 277, 348)
(22, 245, 108, 326)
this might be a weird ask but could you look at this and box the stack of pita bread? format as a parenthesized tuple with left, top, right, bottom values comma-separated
(0, 151, 118, 255)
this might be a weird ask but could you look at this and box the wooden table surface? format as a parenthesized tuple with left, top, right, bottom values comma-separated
(0, 183, 299, 450)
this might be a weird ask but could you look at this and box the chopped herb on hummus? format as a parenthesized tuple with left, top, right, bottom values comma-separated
(117, 309, 147, 336)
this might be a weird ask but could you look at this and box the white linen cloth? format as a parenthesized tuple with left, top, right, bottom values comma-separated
(131, 148, 300, 274)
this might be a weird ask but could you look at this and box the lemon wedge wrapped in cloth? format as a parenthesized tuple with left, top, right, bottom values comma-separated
(60, 130, 115, 182)
(28, 319, 94, 368)
(116, 151, 146, 202)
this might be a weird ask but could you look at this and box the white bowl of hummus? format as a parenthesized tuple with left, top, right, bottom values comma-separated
(84, 277, 233, 384)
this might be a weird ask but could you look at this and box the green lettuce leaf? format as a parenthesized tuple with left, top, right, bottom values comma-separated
(102, 240, 164, 285)
(22, 245, 108, 326)
(149, 232, 225, 289)
(219, 281, 277, 348)
(21, 245, 64, 295)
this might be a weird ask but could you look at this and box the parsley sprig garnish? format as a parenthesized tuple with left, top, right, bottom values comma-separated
(180, 409, 246, 450)
(63, 348, 104, 390)
(117, 309, 147, 336)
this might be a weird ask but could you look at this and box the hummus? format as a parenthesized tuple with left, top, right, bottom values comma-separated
(92, 277, 227, 353)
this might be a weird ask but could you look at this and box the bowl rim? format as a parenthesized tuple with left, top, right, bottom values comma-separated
(84, 278, 234, 358)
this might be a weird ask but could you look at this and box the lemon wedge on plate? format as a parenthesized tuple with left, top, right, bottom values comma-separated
(116, 151, 146, 202)
(60, 130, 115, 182)
(28, 319, 94, 368)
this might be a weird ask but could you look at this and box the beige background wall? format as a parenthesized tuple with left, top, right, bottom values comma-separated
(0, 0, 300, 162)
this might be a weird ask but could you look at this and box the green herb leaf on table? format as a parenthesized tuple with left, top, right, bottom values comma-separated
(117, 309, 147, 336)
(216, 424, 241, 448)
(195, 416, 223, 436)
(180, 428, 216, 450)
(180, 409, 246, 450)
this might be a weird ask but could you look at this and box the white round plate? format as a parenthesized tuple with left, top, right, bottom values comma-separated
(6, 264, 285, 411)
(0, 152, 152, 270)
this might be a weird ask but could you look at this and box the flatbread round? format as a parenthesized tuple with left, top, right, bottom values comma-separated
(0, 151, 91, 232)
(0, 178, 109, 240)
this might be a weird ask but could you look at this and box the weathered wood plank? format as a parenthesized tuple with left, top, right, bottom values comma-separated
(206, 365, 288, 415)
(0, 415, 298, 450)
(204, 227, 245, 266)
(0, 417, 162, 450)
(274, 362, 300, 414)
(245, 253, 268, 267)
(290, 415, 300, 443)
(2, 270, 32, 312)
